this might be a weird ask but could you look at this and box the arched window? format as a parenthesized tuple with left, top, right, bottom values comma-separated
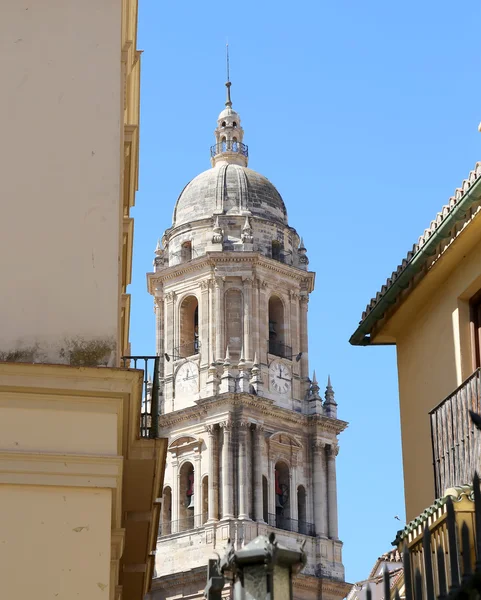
(298, 485, 307, 534)
(202, 476, 208, 525)
(271, 240, 282, 262)
(221, 121, 226, 127)
(181, 241, 192, 262)
(161, 486, 172, 536)
(179, 296, 199, 357)
(225, 288, 243, 362)
(262, 476, 268, 523)
(268, 295, 287, 357)
(178, 462, 195, 532)
(274, 461, 290, 530)
(233, 121, 237, 128)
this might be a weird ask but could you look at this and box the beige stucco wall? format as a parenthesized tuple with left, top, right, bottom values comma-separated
(0, 485, 112, 598)
(0, 0, 123, 364)
(382, 222, 481, 521)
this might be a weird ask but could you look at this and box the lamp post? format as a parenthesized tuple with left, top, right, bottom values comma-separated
(204, 532, 306, 600)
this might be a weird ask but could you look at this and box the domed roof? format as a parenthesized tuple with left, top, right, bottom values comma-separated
(173, 164, 288, 227)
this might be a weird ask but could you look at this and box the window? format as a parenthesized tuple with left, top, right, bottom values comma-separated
(274, 461, 290, 528)
(179, 296, 199, 357)
(178, 462, 195, 531)
(269, 295, 289, 357)
(471, 290, 481, 368)
(161, 486, 172, 535)
(271, 240, 282, 261)
(181, 241, 192, 262)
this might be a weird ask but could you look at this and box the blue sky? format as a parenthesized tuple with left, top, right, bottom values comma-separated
(131, 0, 481, 584)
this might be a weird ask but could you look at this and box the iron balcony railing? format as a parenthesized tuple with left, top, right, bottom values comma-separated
(173, 340, 200, 359)
(210, 140, 248, 158)
(430, 368, 481, 497)
(268, 340, 293, 360)
(121, 355, 160, 439)
(388, 472, 481, 600)
(267, 513, 315, 537)
(158, 514, 207, 537)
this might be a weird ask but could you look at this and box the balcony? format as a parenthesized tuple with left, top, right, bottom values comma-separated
(121, 355, 160, 438)
(430, 368, 481, 497)
(210, 140, 248, 158)
(268, 340, 292, 360)
(158, 514, 207, 537)
(267, 514, 316, 537)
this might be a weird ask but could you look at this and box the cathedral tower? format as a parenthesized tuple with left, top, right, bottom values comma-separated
(147, 80, 350, 600)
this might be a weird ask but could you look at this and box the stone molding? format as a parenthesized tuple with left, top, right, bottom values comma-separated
(327, 443, 340, 457)
(147, 252, 315, 290)
(158, 393, 348, 435)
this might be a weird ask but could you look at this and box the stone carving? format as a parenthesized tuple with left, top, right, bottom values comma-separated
(212, 216, 224, 244)
(327, 443, 340, 458)
(200, 279, 210, 291)
(164, 291, 176, 303)
(241, 216, 254, 244)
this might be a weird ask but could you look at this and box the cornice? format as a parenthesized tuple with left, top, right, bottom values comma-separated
(147, 252, 315, 292)
(294, 574, 353, 596)
(157, 392, 346, 433)
(0, 451, 123, 489)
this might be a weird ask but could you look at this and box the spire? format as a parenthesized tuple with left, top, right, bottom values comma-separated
(210, 46, 248, 168)
(324, 375, 338, 418)
(225, 43, 232, 107)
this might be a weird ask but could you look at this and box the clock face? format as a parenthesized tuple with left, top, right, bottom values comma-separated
(175, 362, 199, 394)
(269, 361, 292, 395)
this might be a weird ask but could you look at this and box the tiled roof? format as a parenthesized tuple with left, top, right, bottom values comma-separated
(351, 162, 481, 345)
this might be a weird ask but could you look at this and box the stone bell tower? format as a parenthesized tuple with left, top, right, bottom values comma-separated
(146, 78, 350, 600)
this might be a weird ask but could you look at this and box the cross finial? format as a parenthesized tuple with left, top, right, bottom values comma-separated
(225, 43, 232, 108)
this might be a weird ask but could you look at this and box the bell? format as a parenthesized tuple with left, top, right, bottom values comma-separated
(187, 494, 195, 510)
(275, 494, 283, 509)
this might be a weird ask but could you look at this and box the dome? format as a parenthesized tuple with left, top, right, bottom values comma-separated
(173, 163, 288, 228)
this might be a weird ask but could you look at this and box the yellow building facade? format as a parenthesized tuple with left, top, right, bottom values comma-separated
(351, 162, 481, 521)
(0, 2, 166, 599)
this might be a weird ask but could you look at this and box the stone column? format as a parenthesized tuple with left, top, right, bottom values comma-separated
(214, 277, 224, 362)
(237, 422, 250, 519)
(220, 420, 234, 519)
(242, 277, 253, 362)
(205, 425, 219, 522)
(259, 280, 269, 364)
(289, 291, 299, 374)
(299, 294, 309, 393)
(254, 425, 265, 522)
(155, 295, 164, 358)
(312, 441, 327, 537)
(327, 443, 339, 539)
(290, 461, 298, 526)
(200, 280, 210, 369)
(171, 456, 179, 533)
(194, 450, 202, 525)
(268, 458, 276, 519)
(164, 291, 176, 411)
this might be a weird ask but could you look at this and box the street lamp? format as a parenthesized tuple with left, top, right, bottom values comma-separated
(204, 532, 306, 600)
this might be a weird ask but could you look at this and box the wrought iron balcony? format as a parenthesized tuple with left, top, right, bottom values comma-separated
(158, 514, 207, 537)
(173, 340, 200, 359)
(430, 368, 481, 497)
(210, 140, 248, 158)
(121, 355, 160, 439)
(268, 340, 293, 360)
(267, 513, 315, 537)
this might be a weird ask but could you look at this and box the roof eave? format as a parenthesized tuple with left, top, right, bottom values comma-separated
(350, 175, 481, 346)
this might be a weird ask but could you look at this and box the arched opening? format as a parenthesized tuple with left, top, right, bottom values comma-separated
(179, 296, 199, 357)
(161, 486, 172, 536)
(181, 241, 192, 262)
(268, 295, 287, 358)
(298, 485, 307, 534)
(178, 462, 195, 531)
(225, 288, 243, 362)
(233, 121, 237, 128)
(221, 136, 227, 152)
(232, 137, 238, 152)
(221, 121, 226, 127)
(202, 476, 208, 525)
(262, 476, 268, 523)
(271, 240, 282, 262)
(275, 461, 290, 530)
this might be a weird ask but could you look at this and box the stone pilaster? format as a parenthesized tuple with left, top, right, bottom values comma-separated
(237, 421, 250, 519)
(259, 280, 269, 363)
(199, 279, 210, 369)
(242, 276, 253, 362)
(154, 294, 164, 360)
(327, 443, 339, 540)
(193, 448, 202, 524)
(299, 293, 309, 394)
(290, 458, 298, 526)
(253, 425, 265, 522)
(164, 291, 176, 411)
(220, 420, 234, 519)
(312, 440, 327, 537)
(171, 455, 179, 533)
(205, 425, 219, 522)
(214, 277, 224, 362)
